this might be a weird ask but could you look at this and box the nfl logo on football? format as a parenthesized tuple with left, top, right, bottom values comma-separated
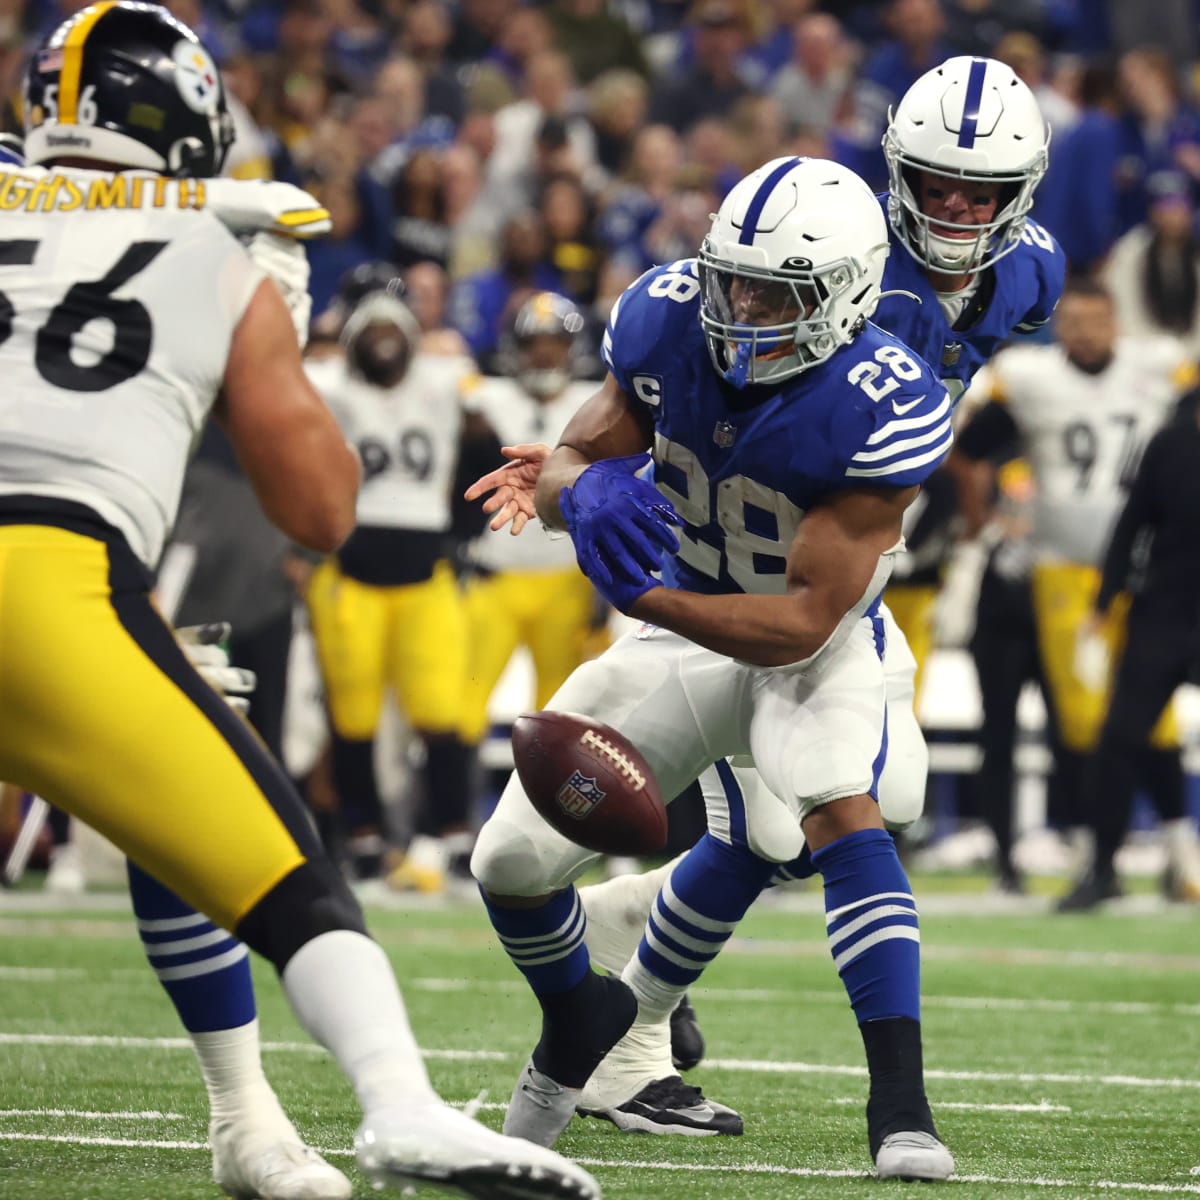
(555, 770, 606, 820)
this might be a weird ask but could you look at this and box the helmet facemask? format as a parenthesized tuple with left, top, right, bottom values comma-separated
(884, 128, 1048, 275)
(698, 248, 867, 387)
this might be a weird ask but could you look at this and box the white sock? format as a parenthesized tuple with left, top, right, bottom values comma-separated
(282, 930, 438, 1113)
(579, 855, 682, 974)
(193, 1019, 285, 1126)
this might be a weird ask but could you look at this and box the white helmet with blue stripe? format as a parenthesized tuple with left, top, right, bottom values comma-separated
(698, 156, 889, 388)
(884, 55, 1049, 275)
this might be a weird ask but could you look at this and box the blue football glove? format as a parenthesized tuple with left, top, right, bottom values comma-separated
(560, 455, 680, 577)
(560, 455, 680, 610)
(578, 545, 663, 613)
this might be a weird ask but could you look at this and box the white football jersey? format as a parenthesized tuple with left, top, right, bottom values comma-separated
(467, 378, 593, 572)
(993, 337, 1192, 565)
(306, 351, 472, 531)
(0, 166, 263, 566)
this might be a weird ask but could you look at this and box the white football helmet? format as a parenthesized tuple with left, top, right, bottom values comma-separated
(884, 56, 1049, 275)
(698, 156, 889, 387)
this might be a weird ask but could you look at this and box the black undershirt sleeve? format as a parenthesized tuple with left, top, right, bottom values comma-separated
(953, 400, 1021, 462)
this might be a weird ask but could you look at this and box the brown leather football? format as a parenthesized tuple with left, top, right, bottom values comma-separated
(511, 710, 668, 855)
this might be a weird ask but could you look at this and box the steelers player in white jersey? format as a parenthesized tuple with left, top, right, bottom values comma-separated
(460, 293, 598, 752)
(0, 6, 600, 1200)
(303, 268, 480, 890)
(948, 278, 1200, 906)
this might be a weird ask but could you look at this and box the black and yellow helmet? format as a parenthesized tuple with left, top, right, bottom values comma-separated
(25, 2, 234, 178)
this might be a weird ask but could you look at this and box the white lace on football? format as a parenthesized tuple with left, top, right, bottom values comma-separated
(580, 730, 646, 791)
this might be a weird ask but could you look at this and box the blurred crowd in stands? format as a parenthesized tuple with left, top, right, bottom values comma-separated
(5, 0, 1200, 347)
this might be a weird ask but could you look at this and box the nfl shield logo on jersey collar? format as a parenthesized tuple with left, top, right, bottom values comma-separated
(713, 420, 737, 448)
(942, 342, 963, 367)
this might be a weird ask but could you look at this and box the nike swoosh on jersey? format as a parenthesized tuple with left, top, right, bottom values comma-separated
(891, 394, 927, 415)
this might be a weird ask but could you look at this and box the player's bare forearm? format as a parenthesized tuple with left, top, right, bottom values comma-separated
(535, 372, 653, 529)
(946, 449, 996, 539)
(629, 586, 842, 667)
(534, 445, 592, 529)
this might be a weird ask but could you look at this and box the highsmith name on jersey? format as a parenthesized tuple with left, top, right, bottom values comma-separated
(467, 376, 593, 573)
(992, 336, 1192, 566)
(0, 166, 263, 566)
(602, 259, 953, 599)
(874, 200, 1066, 401)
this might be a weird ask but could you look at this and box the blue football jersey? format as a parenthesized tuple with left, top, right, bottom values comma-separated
(873, 198, 1066, 401)
(602, 259, 953, 597)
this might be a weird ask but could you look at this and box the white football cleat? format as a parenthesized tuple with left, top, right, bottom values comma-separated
(210, 1117, 352, 1200)
(874, 1130, 955, 1181)
(356, 1101, 601, 1199)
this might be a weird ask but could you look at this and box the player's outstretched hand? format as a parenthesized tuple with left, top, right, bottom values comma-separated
(463, 442, 551, 534)
(176, 623, 257, 716)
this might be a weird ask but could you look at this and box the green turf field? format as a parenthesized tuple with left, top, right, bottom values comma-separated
(2, 885, 1199, 1199)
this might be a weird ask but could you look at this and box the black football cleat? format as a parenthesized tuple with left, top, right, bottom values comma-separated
(1056, 868, 1122, 912)
(580, 1075, 743, 1137)
(670, 993, 705, 1071)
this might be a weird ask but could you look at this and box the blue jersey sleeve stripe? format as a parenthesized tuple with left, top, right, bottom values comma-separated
(738, 156, 802, 245)
(845, 434, 953, 478)
(865, 393, 952, 445)
(601, 328, 614, 369)
(957, 58, 988, 149)
(852, 416, 953, 464)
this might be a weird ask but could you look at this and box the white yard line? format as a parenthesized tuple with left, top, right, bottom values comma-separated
(409, 977, 1200, 1018)
(830, 1097, 1069, 1114)
(0, 1032, 505, 1060)
(0, 966, 89, 981)
(1, 1131, 1198, 1194)
(0, 1108, 187, 1120)
(0, 1030, 1195, 1091)
(7, 968, 1198, 1021)
(703, 1057, 1200, 1089)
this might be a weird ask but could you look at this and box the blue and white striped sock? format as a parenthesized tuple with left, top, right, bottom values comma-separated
(127, 863, 255, 1033)
(482, 885, 591, 997)
(623, 832, 776, 1022)
(811, 827, 921, 1024)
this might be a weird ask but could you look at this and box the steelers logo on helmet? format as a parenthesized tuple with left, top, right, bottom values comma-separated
(171, 40, 221, 115)
(23, 1, 234, 179)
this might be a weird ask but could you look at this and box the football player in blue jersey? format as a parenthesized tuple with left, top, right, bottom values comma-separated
(468, 155, 956, 1180)
(470, 56, 1061, 1149)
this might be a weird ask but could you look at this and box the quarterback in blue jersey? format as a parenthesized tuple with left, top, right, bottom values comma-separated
(469, 155, 956, 1180)
(877, 55, 1065, 402)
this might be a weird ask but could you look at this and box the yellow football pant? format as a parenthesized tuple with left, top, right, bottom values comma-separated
(1031, 561, 1177, 752)
(460, 567, 595, 745)
(883, 582, 937, 703)
(306, 558, 467, 739)
(0, 522, 311, 931)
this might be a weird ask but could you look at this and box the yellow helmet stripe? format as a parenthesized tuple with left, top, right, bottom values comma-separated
(58, 2, 118, 125)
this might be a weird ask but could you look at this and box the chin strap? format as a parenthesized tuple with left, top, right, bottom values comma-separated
(875, 288, 922, 306)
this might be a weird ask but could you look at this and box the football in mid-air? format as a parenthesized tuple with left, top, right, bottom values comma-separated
(511, 711, 668, 855)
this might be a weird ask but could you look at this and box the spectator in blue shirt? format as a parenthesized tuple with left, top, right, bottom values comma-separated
(835, 0, 955, 189)
(448, 211, 562, 369)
